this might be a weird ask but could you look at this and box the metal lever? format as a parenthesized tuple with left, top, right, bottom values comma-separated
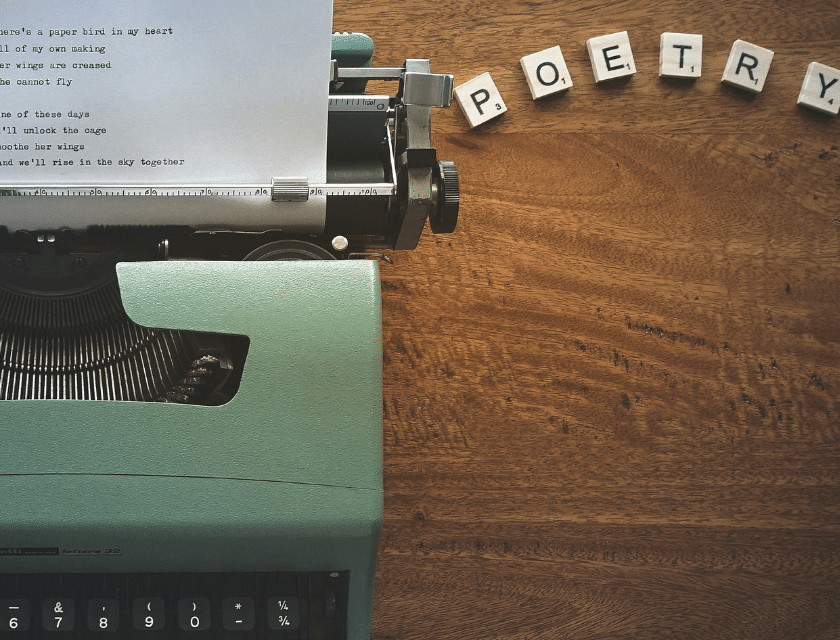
(334, 67, 404, 81)
(402, 72, 454, 108)
(333, 65, 454, 108)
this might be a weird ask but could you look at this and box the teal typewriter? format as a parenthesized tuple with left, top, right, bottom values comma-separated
(0, 2, 458, 638)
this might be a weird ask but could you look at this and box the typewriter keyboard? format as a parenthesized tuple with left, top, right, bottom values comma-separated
(0, 572, 348, 639)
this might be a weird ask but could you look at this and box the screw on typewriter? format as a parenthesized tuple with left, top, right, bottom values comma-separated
(0, 41, 458, 405)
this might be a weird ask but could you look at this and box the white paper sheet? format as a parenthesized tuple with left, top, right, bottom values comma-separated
(0, 0, 332, 231)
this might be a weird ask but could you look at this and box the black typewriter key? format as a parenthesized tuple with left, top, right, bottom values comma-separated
(222, 598, 255, 631)
(42, 598, 75, 631)
(178, 598, 211, 631)
(0, 600, 30, 632)
(267, 596, 300, 631)
(87, 599, 120, 631)
(132, 598, 165, 631)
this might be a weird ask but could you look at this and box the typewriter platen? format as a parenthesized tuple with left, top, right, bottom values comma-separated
(0, 29, 457, 640)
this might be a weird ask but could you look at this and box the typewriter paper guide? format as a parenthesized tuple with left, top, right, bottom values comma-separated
(0, 0, 332, 231)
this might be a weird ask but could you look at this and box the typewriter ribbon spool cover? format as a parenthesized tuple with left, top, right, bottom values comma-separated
(0, 3, 385, 640)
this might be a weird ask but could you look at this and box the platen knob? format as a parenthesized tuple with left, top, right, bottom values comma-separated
(430, 160, 459, 234)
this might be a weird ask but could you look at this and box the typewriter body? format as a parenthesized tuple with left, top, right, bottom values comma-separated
(0, 14, 457, 640)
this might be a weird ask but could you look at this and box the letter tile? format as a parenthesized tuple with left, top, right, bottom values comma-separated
(453, 72, 507, 128)
(586, 31, 636, 83)
(520, 45, 573, 100)
(797, 61, 840, 116)
(721, 39, 774, 93)
(659, 33, 702, 78)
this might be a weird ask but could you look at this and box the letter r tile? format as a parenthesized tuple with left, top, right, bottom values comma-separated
(721, 39, 774, 93)
(453, 72, 507, 128)
(586, 31, 636, 83)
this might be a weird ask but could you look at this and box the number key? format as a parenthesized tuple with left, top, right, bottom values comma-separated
(42, 598, 75, 631)
(0, 600, 29, 632)
(87, 599, 119, 632)
(132, 598, 164, 631)
(178, 598, 210, 631)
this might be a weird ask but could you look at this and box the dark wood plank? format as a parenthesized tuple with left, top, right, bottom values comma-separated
(333, 1, 840, 637)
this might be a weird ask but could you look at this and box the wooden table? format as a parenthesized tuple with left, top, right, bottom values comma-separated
(333, 1, 840, 637)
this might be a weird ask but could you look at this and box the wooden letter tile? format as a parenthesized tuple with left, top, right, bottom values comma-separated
(721, 39, 774, 93)
(586, 31, 636, 83)
(454, 72, 507, 128)
(797, 61, 840, 116)
(520, 46, 573, 100)
(659, 32, 702, 78)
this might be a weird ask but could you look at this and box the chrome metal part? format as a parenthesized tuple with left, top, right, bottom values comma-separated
(393, 59, 436, 250)
(271, 178, 310, 203)
(331, 236, 349, 252)
(271, 178, 396, 202)
(336, 67, 405, 80)
(1, 185, 273, 197)
(403, 71, 454, 108)
(335, 67, 454, 107)
(329, 95, 390, 112)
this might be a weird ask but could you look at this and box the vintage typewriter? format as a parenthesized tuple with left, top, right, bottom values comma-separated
(0, 22, 458, 640)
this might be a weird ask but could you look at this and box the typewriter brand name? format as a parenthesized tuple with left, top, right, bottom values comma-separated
(60, 548, 122, 556)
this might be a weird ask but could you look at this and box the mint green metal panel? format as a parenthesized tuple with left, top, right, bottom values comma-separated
(0, 261, 382, 487)
(331, 32, 375, 68)
(0, 260, 383, 640)
(331, 33, 374, 94)
(0, 474, 380, 571)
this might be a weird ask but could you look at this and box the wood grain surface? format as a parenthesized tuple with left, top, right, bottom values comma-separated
(333, 1, 840, 638)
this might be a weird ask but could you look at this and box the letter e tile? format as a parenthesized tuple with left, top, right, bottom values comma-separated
(586, 31, 636, 83)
